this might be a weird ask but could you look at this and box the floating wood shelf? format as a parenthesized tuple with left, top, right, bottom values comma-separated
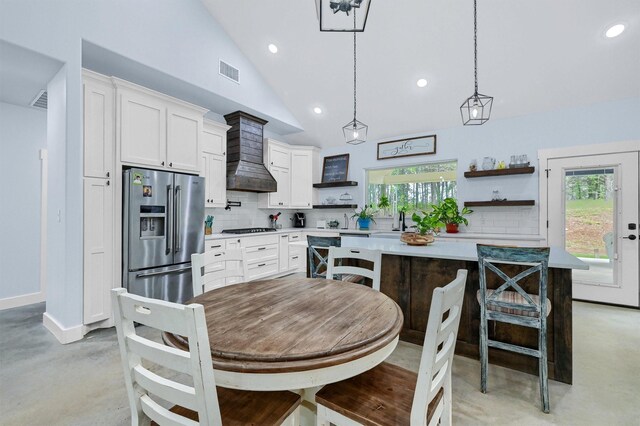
(464, 167, 535, 178)
(312, 204, 358, 209)
(464, 200, 536, 207)
(313, 181, 359, 188)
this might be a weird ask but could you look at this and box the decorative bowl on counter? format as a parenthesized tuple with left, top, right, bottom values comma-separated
(327, 220, 340, 229)
(400, 232, 435, 246)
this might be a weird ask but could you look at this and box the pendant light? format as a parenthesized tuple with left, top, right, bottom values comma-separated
(460, 0, 493, 125)
(343, 9, 367, 145)
(316, 0, 371, 32)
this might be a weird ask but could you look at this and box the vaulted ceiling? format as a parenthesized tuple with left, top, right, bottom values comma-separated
(202, 0, 640, 148)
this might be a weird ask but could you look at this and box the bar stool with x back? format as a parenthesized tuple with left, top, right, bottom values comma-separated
(476, 244, 552, 413)
(307, 236, 363, 284)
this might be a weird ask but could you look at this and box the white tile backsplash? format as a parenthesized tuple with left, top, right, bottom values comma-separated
(206, 192, 540, 235)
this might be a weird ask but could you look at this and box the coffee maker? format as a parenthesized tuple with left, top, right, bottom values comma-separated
(293, 212, 306, 228)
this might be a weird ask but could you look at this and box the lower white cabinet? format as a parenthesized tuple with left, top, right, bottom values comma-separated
(225, 238, 243, 285)
(244, 235, 279, 281)
(279, 234, 290, 272)
(83, 177, 114, 324)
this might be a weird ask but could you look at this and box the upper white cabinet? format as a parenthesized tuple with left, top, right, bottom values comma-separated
(114, 78, 207, 173)
(83, 71, 114, 179)
(290, 149, 313, 208)
(260, 139, 318, 209)
(200, 119, 230, 208)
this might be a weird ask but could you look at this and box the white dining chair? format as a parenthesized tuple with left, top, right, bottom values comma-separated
(191, 248, 249, 296)
(111, 288, 301, 426)
(315, 269, 468, 426)
(326, 246, 382, 291)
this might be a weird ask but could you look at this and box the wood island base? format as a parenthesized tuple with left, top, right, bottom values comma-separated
(379, 254, 572, 384)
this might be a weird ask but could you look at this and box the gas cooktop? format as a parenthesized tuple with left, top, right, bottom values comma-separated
(221, 227, 277, 234)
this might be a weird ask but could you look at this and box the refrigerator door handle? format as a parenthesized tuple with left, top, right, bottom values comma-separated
(175, 185, 182, 253)
(166, 184, 173, 255)
(136, 266, 191, 278)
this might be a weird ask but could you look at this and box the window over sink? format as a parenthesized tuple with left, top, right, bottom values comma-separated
(366, 160, 457, 212)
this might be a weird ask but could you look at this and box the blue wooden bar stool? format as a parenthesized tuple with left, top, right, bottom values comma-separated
(476, 244, 551, 413)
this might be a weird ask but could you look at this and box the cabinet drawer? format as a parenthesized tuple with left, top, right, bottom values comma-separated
(243, 234, 279, 247)
(247, 259, 278, 281)
(246, 244, 278, 263)
(288, 232, 302, 242)
(203, 242, 225, 274)
(290, 253, 304, 271)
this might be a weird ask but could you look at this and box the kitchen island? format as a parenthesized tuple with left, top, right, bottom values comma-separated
(340, 237, 587, 385)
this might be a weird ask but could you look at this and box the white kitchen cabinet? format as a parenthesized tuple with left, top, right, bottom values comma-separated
(225, 238, 243, 285)
(278, 234, 290, 272)
(290, 149, 313, 208)
(270, 166, 290, 208)
(83, 71, 114, 179)
(201, 120, 230, 208)
(115, 78, 207, 173)
(260, 139, 318, 209)
(167, 105, 201, 172)
(83, 177, 114, 324)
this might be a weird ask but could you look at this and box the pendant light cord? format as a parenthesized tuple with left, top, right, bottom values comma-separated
(474, 0, 478, 95)
(353, 9, 357, 123)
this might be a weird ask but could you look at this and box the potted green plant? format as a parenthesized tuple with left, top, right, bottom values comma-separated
(377, 195, 391, 216)
(431, 198, 473, 233)
(411, 210, 443, 235)
(351, 204, 377, 230)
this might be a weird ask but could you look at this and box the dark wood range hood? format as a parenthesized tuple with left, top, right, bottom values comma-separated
(224, 111, 277, 193)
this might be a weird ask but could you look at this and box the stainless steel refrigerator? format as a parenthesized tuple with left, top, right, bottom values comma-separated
(123, 168, 204, 303)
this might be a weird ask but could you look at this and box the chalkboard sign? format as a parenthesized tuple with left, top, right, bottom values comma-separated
(321, 154, 350, 183)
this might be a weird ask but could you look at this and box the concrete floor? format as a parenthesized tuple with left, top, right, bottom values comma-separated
(1, 301, 639, 425)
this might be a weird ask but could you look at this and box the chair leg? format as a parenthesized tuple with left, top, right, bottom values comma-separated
(479, 313, 488, 393)
(441, 371, 453, 426)
(316, 404, 330, 426)
(539, 325, 550, 413)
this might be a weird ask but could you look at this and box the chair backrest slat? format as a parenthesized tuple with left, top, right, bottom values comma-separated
(326, 247, 382, 291)
(411, 269, 467, 425)
(140, 395, 199, 426)
(112, 288, 222, 425)
(126, 334, 192, 375)
(133, 365, 198, 411)
(307, 236, 342, 278)
(192, 248, 248, 296)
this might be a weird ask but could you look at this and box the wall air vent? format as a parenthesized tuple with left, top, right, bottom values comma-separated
(219, 60, 240, 84)
(30, 90, 48, 109)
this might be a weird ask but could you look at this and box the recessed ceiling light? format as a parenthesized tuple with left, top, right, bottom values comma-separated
(417, 78, 428, 88)
(313, 107, 323, 114)
(605, 24, 625, 38)
(268, 43, 278, 53)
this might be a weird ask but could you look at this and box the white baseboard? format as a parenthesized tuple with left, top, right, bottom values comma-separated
(0, 292, 45, 311)
(42, 312, 84, 344)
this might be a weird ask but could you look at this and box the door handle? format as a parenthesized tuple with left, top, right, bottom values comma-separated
(622, 235, 637, 240)
(175, 185, 182, 253)
(136, 266, 191, 278)
(166, 185, 173, 255)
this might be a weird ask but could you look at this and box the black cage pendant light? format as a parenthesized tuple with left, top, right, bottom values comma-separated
(460, 0, 493, 125)
(343, 10, 368, 144)
(317, 0, 371, 32)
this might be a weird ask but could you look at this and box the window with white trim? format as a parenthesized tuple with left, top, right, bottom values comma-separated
(366, 161, 457, 211)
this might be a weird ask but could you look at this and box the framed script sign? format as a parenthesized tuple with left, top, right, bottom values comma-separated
(321, 154, 350, 182)
(377, 134, 437, 160)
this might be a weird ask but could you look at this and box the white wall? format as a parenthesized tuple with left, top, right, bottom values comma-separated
(0, 0, 300, 331)
(0, 102, 47, 302)
(316, 97, 640, 235)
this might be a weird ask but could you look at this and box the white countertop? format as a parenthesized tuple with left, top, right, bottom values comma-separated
(339, 237, 588, 270)
(206, 228, 545, 241)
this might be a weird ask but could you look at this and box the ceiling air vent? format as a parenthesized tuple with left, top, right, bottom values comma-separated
(219, 60, 240, 84)
(30, 90, 48, 109)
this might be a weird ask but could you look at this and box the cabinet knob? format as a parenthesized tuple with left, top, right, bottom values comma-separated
(106, 180, 110, 186)
(169, 162, 173, 167)
(106, 171, 110, 178)
(223, 152, 226, 155)
(161, 161, 165, 166)
(271, 162, 273, 165)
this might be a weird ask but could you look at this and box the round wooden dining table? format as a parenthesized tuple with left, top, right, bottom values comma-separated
(163, 275, 403, 392)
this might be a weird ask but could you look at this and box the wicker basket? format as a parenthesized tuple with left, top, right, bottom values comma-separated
(400, 232, 435, 246)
